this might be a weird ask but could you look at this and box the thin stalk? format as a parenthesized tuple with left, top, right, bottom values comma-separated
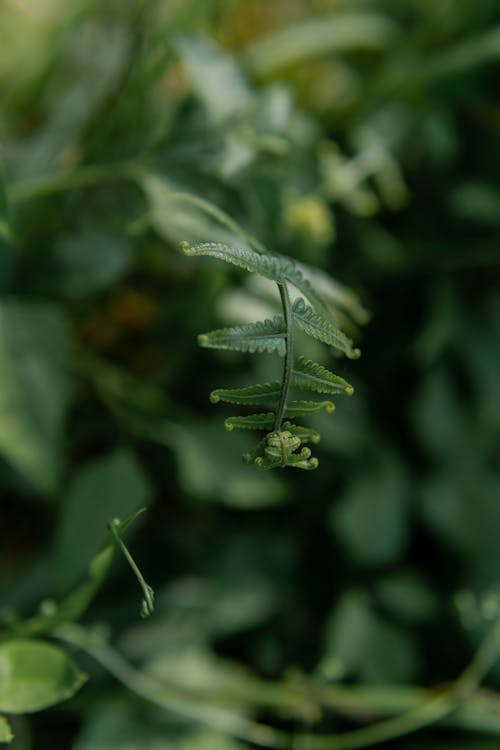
(274, 278, 294, 432)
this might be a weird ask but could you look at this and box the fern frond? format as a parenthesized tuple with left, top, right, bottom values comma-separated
(180, 240, 282, 281)
(198, 317, 286, 355)
(282, 422, 321, 444)
(292, 298, 360, 359)
(224, 413, 275, 431)
(293, 356, 354, 395)
(284, 400, 335, 417)
(210, 381, 281, 406)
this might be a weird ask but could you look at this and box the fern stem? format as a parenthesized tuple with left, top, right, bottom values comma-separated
(274, 278, 293, 431)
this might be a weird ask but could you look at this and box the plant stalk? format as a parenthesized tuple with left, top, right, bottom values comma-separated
(274, 277, 293, 432)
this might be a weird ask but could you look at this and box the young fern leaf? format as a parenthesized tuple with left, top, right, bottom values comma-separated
(292, 298, 361, 359)
(224, 413, 276, 431)
(210, 381, 281, 406)
(282, 422, 321, 444)
(293, 356, 354, 395)
(180, 228, 364, 471)
(198, 317, 286, 355)
(284, 400, 335, 417)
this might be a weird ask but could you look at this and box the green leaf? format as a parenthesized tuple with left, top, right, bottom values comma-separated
(224, 413, 275, 431)
(284, 400, 334, 417)
(198, 317, 285, 355)
(53, 223, 133, 298)
(0, 640, 86, 713)
(292, 297, 360, 359)
(0, 300, 71, 493)
(55, 450, 151, 594)
(171, 422, 284, 508)
(332, 460, 408, 565)
(0, 158, 15, 291)
(210, 381, 281, 406)
(243, 11, 396, 77)
(0, 716, 12, 743)
(175, 35, 252, 126)
(293, 356, 354, 395)
(180, 241, 282, 281)
(282, 422, 321, 444)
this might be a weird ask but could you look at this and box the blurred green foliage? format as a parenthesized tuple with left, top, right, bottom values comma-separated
(1, 0, 500, 748)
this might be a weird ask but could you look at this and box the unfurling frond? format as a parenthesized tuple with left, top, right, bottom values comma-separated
(292, 298, 361, 359)
(180, 240, 282, 280)
(224, 413, 275, 431)
(282, 422, 320, 444)
(198, 317, 286, 355)
(293, 356, 354, 395)
(210, 381, 281, 406)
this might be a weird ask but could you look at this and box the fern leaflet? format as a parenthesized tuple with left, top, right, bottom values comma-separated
(292, 298, 361, 359)
(198, 317, 286, 355)
(292, 356, 354, 395)
(210, 381, 281, 406)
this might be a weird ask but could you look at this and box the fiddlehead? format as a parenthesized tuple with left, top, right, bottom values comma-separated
(180, 238, 363, 470)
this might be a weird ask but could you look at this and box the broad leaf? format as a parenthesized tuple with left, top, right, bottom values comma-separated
(53, 223, 132, 298)
(210, 381, 281, 406)
(198, 317, 285, 355)
(292, 297, 360, 359)
(284, 400, 334, 417)
(224, 413, 275, 431)
(0, 300, 71, 492)
(0, 640, 86, 713)
(55, 450, 151, 594)
(0, 715, 12, 743)
(180, 241, 282, 281)
(293, 356, 354, 395)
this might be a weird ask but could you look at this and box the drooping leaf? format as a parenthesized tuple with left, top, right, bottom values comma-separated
(0, 715, 12, 743)
(0, 640, 86, 713)
(224, 413, 276, 431)
(210, 381, 281, 406)
(198, 317, 285, 355)
(282, 422, 321, 444)
(293, 356, 354, 395)
(292, 297, 360, 359)
(284, 400, 335, 417)
(180, 241, 282, 281)
(0, 300, 71, 493)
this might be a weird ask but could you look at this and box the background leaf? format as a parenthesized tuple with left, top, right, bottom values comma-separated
(0, 300, 70, 493)
(54, 450, 151, 594)
(0, 640, 86, 714)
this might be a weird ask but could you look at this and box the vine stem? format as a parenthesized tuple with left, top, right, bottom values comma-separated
(55, 617, 500, 750)
(274, 277, 294, 432)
